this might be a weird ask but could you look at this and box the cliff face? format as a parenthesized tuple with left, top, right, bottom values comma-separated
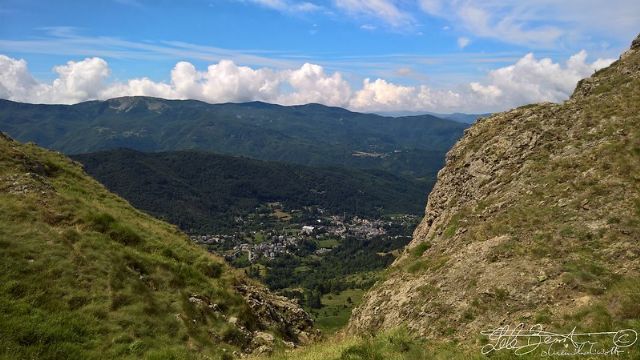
(348, 35, 640, 340)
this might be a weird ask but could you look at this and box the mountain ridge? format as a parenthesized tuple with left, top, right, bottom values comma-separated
(0, 97, 467, 179)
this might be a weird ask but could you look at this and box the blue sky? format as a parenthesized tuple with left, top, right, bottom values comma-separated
(0, 0, 639, 112)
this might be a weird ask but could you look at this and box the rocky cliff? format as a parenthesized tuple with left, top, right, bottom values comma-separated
(348, 34, 640, 341)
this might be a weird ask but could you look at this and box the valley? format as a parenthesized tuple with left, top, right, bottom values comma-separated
(70, 149, 424, 333)
(190, 204, 419, 332)
(1, 6, 639, 356)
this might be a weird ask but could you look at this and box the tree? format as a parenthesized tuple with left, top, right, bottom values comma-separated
(306, 291, 322, 309)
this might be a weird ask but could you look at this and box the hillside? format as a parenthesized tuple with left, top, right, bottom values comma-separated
(0, 99, 467, 179)
(348, 34, 640, 352)
(71, 149, 427, 233)
(0, 133, 319, 359)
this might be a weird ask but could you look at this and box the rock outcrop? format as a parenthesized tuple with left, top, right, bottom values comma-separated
(348, 34, 640, 341)
(235, 283, 321, 346)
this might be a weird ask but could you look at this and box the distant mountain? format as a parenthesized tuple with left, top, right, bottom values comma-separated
(73, 149, 429, 233)
(433, 112, 491, 124)
(0, 97, 468, 179)
(375, 110, 490, 124)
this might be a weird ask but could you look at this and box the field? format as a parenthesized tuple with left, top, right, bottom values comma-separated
(312, 289, 366, 333)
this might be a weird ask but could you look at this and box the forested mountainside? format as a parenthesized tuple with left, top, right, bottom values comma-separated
(0, 98, 467, 179)
(72, 149, 427, 233)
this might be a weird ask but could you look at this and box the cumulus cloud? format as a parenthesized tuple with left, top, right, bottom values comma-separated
(280, 63, 352, 106)
(348, 79, 462, 112)
(0, 55, 110, 104)
(0, 51, 615, 113)
(0, 55, 40, 101)
(49, 57, 111, 103)
(467, 51, 615, 110)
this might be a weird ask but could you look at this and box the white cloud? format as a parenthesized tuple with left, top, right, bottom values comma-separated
(348, 78, 462, 112)
(49, 57, 111, 103)
(0, 55, 41, 101)
(334, 0, 414, 28)
(418, 0, 443, 15)
(280, 63, 352, 106)
(247, 0, 321, 13)
(0, 51, 615, 113)
(457, 37, 470, 49)
(0, 56, 111, 104)
(466, 50, 615, 110)
(418, 0, 640, 48)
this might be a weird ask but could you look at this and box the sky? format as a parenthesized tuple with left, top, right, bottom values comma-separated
(0, 0, 639, 113)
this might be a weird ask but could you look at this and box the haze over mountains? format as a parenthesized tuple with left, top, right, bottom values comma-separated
(375, 111, 490, 124)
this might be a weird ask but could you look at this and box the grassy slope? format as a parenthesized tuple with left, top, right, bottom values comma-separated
(251, 328, 564, 360)
(0, 135, 277, 359)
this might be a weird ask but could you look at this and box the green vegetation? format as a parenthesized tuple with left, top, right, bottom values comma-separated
(250, 326, 640, 360)
(0, 97, 467, 178)
(0, 135, 294, 359)
(314, 289, 365, 333)
(410, 242, 431, 257)
(406, 254, 449, 274)
(255, 233, 414, 333)
(317, 238, 340, 249)
(72, 149, 429, 233)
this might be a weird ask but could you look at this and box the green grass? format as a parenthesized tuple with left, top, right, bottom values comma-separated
(0, 138, 278, 359)
(405, 255, 449, 274)
(317, 238, 340, 249)
(410, 242, 431, 257)
(250, 326, 640, 360)
(313, 289, 365, 334)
